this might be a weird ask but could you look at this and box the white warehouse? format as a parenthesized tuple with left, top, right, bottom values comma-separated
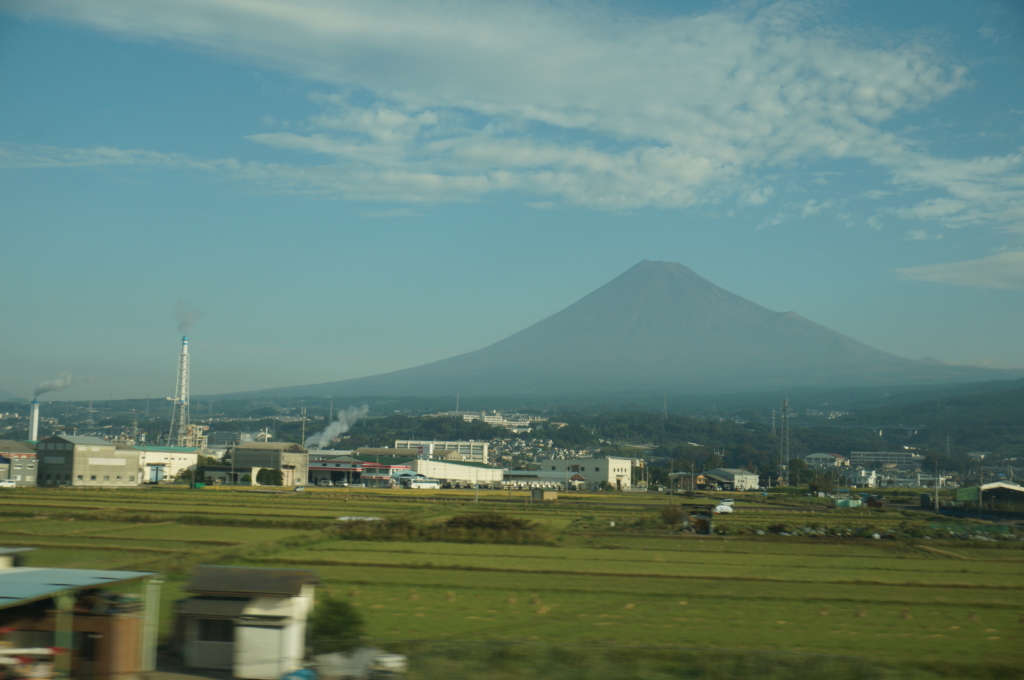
(537, 456, 636, 491)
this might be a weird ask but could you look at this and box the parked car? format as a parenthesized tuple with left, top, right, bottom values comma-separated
(720, 499, 735, 506)
(0, 480, 17, 489)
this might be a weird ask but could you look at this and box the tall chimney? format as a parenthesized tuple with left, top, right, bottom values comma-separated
(29, 400, 40, 441)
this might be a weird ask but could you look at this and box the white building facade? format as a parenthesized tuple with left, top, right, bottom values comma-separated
(137, 448, 199, 482)
(536, 456, 635, 490)
(409, 459, 504, 486)
(395, 440, 490, 464)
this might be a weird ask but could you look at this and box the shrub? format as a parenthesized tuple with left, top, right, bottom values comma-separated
(307, 595, 365, 653)
(256, 468, 283, 486)
(661, 506, 685, 526)
(445, 512, 533, 531)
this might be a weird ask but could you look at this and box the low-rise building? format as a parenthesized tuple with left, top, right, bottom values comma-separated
(804, 453, 847, 469)
(395, 440, 490, 464)
(702, 468, 759, 491)
(176, 565, 318, 680)
(536, 456, 635, 490)
(0, 440, 37, 487)
(849, 451, 925, 471)
(231, 442, 309, 487)
(843, 468, 879, 488)
(0, 552, 161, 680)
(410, 459, 504, 486)
(35, 435, 141, 487)
(136, 446, 199, 483)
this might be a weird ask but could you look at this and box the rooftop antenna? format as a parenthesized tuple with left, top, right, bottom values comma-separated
(167, 336, 191, 447)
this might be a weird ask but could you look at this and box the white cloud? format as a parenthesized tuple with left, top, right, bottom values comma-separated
(903, 229, 943, 241)
(898, 252, 1024, 290)
(5, 0, 1019, 226)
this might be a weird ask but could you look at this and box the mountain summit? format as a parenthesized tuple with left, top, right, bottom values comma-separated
(247, 260, 1020, 397)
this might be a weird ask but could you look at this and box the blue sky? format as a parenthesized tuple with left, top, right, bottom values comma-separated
(1, 0, 1022, 401)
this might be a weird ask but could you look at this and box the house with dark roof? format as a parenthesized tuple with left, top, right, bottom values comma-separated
(175, 565, 319, 680)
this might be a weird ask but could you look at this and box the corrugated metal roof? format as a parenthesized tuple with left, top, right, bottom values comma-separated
(186, 565, 318, 597)
(0, 567, 156, 610)
(176, 597, 249, 618)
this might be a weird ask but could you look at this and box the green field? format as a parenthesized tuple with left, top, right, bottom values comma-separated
(2, 486, 1022, 679)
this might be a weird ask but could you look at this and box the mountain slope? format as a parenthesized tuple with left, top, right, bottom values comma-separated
(233, 261, 1022, 397)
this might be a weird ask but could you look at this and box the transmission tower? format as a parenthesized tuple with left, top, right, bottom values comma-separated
(167, 336, 191, 447)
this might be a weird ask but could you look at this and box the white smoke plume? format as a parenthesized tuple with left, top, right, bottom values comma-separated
(304, 405, 369, 450)
(34, 372, 74, 399)
(176, 301, 204, 335)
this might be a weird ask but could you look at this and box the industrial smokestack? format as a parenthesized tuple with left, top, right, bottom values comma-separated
(29, 400, 40, 442)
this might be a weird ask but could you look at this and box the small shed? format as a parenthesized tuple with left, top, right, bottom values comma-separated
(531, 489, 558, 502)
(176, 565, 318, 680)
(0, 561, 161, 680)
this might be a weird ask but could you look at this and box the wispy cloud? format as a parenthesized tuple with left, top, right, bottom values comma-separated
(903, 229, 943, 241)
(5, 0, 1019, 228)
(898, 252, 1024, 290)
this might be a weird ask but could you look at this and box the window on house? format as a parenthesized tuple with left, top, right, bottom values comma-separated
(116, 475, 122, 481)
(103, 475, 110, 481)
(78, 475, 84, 481)
(596, 467, 600, 472)
(90, 475, 96, 481)
(197, 618, 234, 642)
(129, 475, 135, 481)
(551, 466, 556, 470)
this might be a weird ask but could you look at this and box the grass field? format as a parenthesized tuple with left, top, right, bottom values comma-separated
(1, 486, 1022, 678)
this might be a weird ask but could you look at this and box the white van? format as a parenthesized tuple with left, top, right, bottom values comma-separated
(0, 480, 17, 488)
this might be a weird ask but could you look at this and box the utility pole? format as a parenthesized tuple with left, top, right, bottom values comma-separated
(669, 459, 674, 505)
(780, 399, 790, 487)
(934, 460, 940, 513)
(300, 401, 306, 446)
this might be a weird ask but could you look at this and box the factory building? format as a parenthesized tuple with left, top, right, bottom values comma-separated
(0, 440, 37, 487)
(394, 440, 490, 464)
(35, 435, 141, 487)
(231, 442, 309, 487)
(804, 453, 848, 469)
(537, 456, 636, 491)
(849, 451, 925, 471)
(136, 447, 200, 483)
